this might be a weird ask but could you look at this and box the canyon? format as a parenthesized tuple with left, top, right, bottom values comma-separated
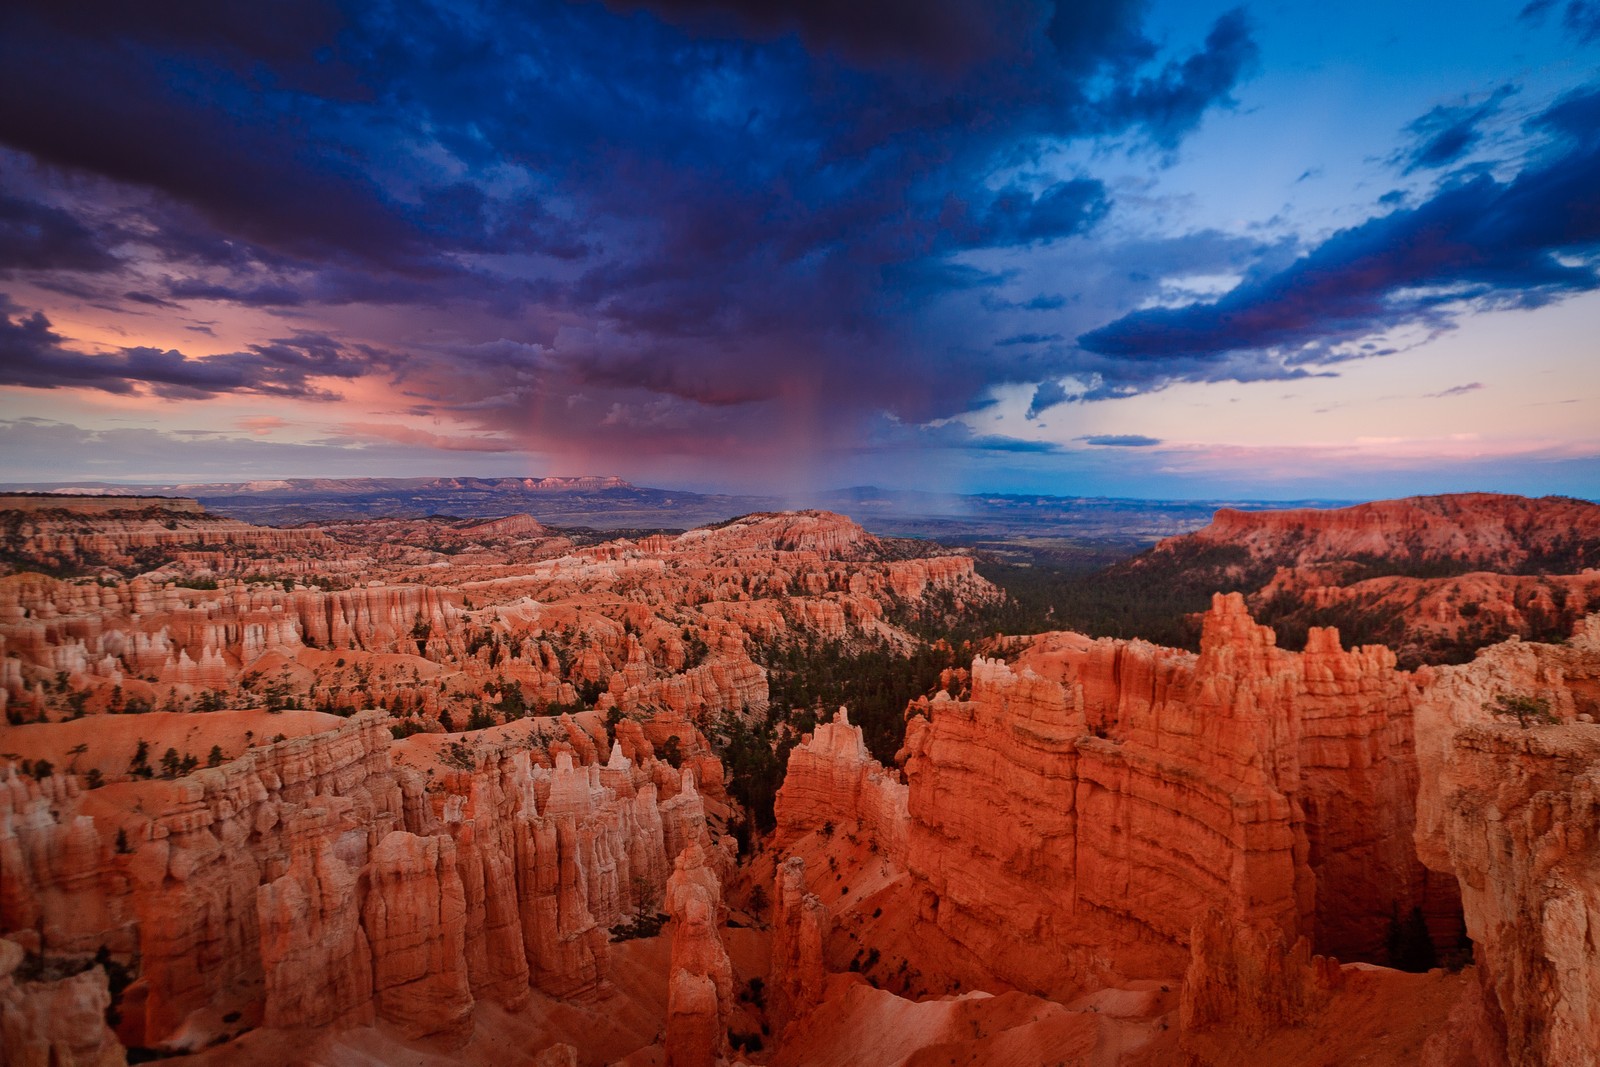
(0, 493, 1595, 1065)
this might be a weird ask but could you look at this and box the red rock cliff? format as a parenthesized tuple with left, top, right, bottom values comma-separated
(1413, 617, 1600, 1067)
(1172, 493, 1600, 571)
(778, 594, 1454, 998)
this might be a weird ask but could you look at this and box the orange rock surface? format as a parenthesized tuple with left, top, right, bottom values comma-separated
(8, 494, 1596, 1065)
(0, 503, 992, 740)
(1413, 617, 1600, 1067)
(363, 831, 474, 1040)
(1136, 492, 1600, 666)
(663, 842, 733, 1067)
(1171, 493, 1600, 570)
(0, 936, 127, 1067)
(768, 601, 1600, 1066)
(768, 855, 828, 1034)
(774, 594, 1452, 997)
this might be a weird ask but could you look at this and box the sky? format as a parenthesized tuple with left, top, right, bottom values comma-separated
(1, 0, 1598, 500)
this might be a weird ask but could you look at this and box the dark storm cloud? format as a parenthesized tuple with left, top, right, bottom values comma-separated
(0, 0, 1259, 448)
(123, 291, 181, 309)
(164, 280, 308, 309)
(0, 196, 120, 274)
(1081, 433, 1162, 446)
(0, 4, 581, 292)
(1076, 87, 1600, 373)
(1532, 83, 1600, 141)
(1027, 380, 1071, 418)
(0, 297, 374, 399)
(1397, 85, 1516, 173)
(1087, 8, 1258, 149)
(601, 0, 1037, 69)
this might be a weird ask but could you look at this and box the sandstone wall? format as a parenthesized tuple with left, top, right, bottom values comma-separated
(0, 938, 126, 1067)
(777, 594, 1455, 997)
(1413, 618, 1600, 1067)
(1174, 493, 1600, 570)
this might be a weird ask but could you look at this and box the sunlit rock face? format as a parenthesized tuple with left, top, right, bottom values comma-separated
(774, 601, 1600, 1066)
(0, 500, 1003, 1060)
(1172, 493, 1600, 570)
(1413, 615, 1600, 1067)
(775, 593, 1449, 994)
(7, 493, 1595, 1065)
(767, 855, 827, 1035)
(772, 705, 908, 855)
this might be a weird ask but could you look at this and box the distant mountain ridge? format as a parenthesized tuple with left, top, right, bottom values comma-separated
(29, 475, 636, 496)
(0, 476, 1351, 551)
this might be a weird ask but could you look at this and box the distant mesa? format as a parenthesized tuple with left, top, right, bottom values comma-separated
(0, 493, 205, 516)
(163, 475, 638, 494)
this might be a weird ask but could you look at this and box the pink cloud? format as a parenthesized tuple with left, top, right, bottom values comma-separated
(336, 421, 522, 453)
(238, 415, 289, 435)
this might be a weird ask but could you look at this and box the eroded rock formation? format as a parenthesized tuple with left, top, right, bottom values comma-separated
(1179, 908, 1337, 1039)
(772, 707, 907, 856)
(768, 856, 828, 1034)
(1413, 617, 1600, 1067)
(1128, 493, 1600, 667)
(0, 937, 126, 1067)
(0, 712, 726, 1051)
(664, 842, 733, 1067)
(0, 503, 993, 740)
(1172, 493, 1600, 571)
(778, 594, 1455, 997)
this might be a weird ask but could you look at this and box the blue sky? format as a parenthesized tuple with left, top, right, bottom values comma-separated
(0, 0, 1597, 499)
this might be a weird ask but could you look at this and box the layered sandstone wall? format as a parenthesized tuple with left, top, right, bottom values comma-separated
(1, 509, 992, 732)
(772, 706, 908, 856)
(0, 501, 337, 577)
(768, 856, 828, 1035)
(0, 938, 126, 1067)
(1413, 618, 1600, 1067)
(777, 594, 1453, 997)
